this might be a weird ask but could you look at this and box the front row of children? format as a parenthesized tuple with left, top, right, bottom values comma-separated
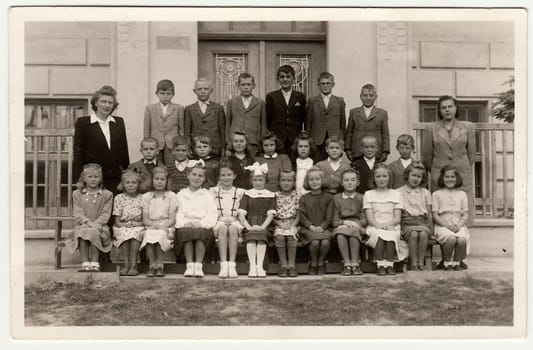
(67, 152, 470, 277)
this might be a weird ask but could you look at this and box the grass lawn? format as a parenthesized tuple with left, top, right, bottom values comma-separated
(25, 273, 513, 326)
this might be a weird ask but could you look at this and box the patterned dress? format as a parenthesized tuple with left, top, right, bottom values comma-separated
(140, 191, 178, 252)
(112, 193, 145, 247)
(432, 189, 471, 254)
(238, 188, 277, 243)
(274, 190, 300, 238)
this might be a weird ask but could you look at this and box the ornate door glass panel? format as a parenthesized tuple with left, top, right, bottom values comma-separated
(279, 54, 310, 97)
(215, 54, 247, 106)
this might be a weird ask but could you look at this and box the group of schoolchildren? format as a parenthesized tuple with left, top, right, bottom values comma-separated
(67, 65, 470, 278)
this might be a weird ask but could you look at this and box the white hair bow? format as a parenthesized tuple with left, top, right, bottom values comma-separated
(186, 159, 205, 168)
(245, 162, 268, 176)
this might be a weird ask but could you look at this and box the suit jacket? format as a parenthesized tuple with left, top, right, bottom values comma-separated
(345, 106, 390, 159)
(226, 95, 267, 148)
(128, 159, 161, 193)
(266, 89, 306, 144)
(305, 95, 346, 146)
(143, 102, 184, 150)
(73, 115, 130, 191)
(389, 158, 408, 189)
(184, 101, 225, 156)
(351, 158, 376, 195)
(315, 157, 352, 195)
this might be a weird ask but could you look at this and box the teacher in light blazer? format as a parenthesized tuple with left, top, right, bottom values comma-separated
(422, 95, 476, 225)
(73, 85, 130, 194)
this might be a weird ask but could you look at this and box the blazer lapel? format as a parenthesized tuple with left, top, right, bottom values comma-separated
(318, 96, 327, 112)
(367, 106, 377, 121)
(167, 103, 177, 117)
(107, 120, 118, 151)
(450, 121, 466, 146)
(203, 102, 214, 118)
(156, 104, 166, 119)
(356, 107, 367, 123)
(247, 96, 259, 111)
(276, 90, 288, 108)
(436, 123, 453, 146)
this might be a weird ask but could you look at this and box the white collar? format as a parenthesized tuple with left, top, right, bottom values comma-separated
(321, 93, 331, 99)
(198, 100, 210, 105)
(144, 159, 157, 165)
(328, 157, 341, 165)
(400, 158, 412, 167)
(263, 152, 278, 159)
(342, 192, 357, 199)
(363, 105, 374, 112)
(81, 187, 103, 194)
(90, 112, 115, 124)
(245, 188, 275, 198)
(364, 156, 376, 162)
(296, 157, 313, 166)
(281, 89, 292, 96)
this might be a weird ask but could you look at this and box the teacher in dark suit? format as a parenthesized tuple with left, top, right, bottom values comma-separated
(266, 65, 307, 156)
(422, 95, 476, 225)
(73, 85, 130, 194)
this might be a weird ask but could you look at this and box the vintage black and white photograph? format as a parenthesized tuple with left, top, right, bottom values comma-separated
(8, 6, 527, 341)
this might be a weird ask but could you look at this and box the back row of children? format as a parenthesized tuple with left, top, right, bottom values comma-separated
(143, 65, 390, 167)
(67, 131, 469, 278)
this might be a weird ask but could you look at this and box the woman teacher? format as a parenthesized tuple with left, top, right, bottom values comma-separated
(73, 85, 130, 194)
(422, 95, 476, 225)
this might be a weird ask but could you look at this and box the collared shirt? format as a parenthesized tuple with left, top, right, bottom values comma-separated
(321, 93, 331, 109)
(328, 157, 341, 172)
(282, 89, 292, 105)
(144, 159, 157, 166)
(90, 112, 115, 149)
(364, 156, 376, 170)
(398, 185, 431, 216)
(342, 192, 357, 199)
(241, 96, 252, 109)
(175, 160, 188, 172)
(363, 106, 374, 118)
(263, 152, 278, 159)
(400, 158, 412, 169)
(160, 102, 169, 116)
(198, 100, 210, 114)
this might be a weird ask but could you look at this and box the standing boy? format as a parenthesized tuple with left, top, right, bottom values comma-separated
(315, 136, 351, 195)
(143, 79, 184, 166)
(128, 137, 160, 193)
(389, 134, 415, 189)
(184, 78, 225, 160)
(351, 135, 379, 195)
(345, 84, 390, 162)
(266, 65, 307, 155)
(305, 72, 346, 161)
(226, 73, 267, 157)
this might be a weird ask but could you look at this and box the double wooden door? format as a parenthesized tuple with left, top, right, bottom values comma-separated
(198, 40, 326, 106)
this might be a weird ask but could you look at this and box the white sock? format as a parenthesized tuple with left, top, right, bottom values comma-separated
(246, 242, 257, 266)
(376, 260, 386, 268)
(256, 243, 267, 268)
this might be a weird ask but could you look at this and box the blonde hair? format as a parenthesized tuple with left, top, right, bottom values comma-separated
(116, 169, 142, 193)
(76, 163, 103, 190)
(302, 166, 325, 191)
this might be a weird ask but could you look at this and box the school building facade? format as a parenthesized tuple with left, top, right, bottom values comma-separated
(24, 21, 514, 264)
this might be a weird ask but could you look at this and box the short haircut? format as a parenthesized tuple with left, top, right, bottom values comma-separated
(360, 84, 377, 94)
(279, 170, 296, 181)
(361, 135, 378, 146)
(325, 135, 345, 148)
(237, 72, 255, 84)
(218, 158, 236, 174)
(277, 65, 295, 78)
(317, 72, 334, 83)
(338, 168, 360, 192)
(291, 131, 317, 160)
(193, 135, 211, 146)
(194, 77, 212, 87)
(172, 135, 189, 149)
(437, 95, 459, 120)
(303, 166, 325, 191)
(403, 161, 427, 187)
(396, 134, 415, 148)
(261, 130, 281, 153)
(90, 85, 118, 113)
(437, 164, 463, 188)
(116, 169, 142, 192)
(140, 137, 159, 148)
(76, 163, 103, 190)
(369, 162, 394, 189)
(156, 79, 175, 93)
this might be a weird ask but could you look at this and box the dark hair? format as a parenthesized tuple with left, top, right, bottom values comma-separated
(237, 72, 255, 84)
(437, 95, 459, 120)
(172, 135, 189, 149)
(227, 130, 251, 155)
(193, 135, 211, 146)
(277, 65, 295, 78)
(156, 79, 175, 93)
(369, 162, 394, 189)
(291, 131, 317, 160)
(261, 131, 281, 154)
(396, 134, 415, 148)
(403, 161, 427, 187)
(218, 158, 236, 174)
(337, 168, 360, 192)
(317, 72, 334, 83)
(437, 165, 463, 188)
(90, 85, 119, 113)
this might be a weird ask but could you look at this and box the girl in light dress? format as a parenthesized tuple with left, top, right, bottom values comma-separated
(292, 132, 316, 196)
(331, 168, 367, 276)
(273, 171, 300, 278)
(256, 131, 293, 192)
(364, 163, 409, 276)
(432, 165, 470, 271)
(176, 160, 218, 278)
(141, 167, 177, 277)
(210, 160, 245, 279)
(298, 166, 334, 275)
(67, 163, 113, 272)
(397, 161, 433, 271)
(113, 170, 145, 276)
(238, 162, 276, 278)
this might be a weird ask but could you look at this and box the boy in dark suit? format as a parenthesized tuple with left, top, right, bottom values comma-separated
(305, 72, 346, 161)
(128, 137, 160, 193)
(225, 73, 267, 157)
(345, 84, 390, 162)
(266, 65, 306, 155)
(351, 135, 379, 195)
(191, 135, 219, 189)
(143, 79, 185, 166)
(184, 78, 225, 160)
